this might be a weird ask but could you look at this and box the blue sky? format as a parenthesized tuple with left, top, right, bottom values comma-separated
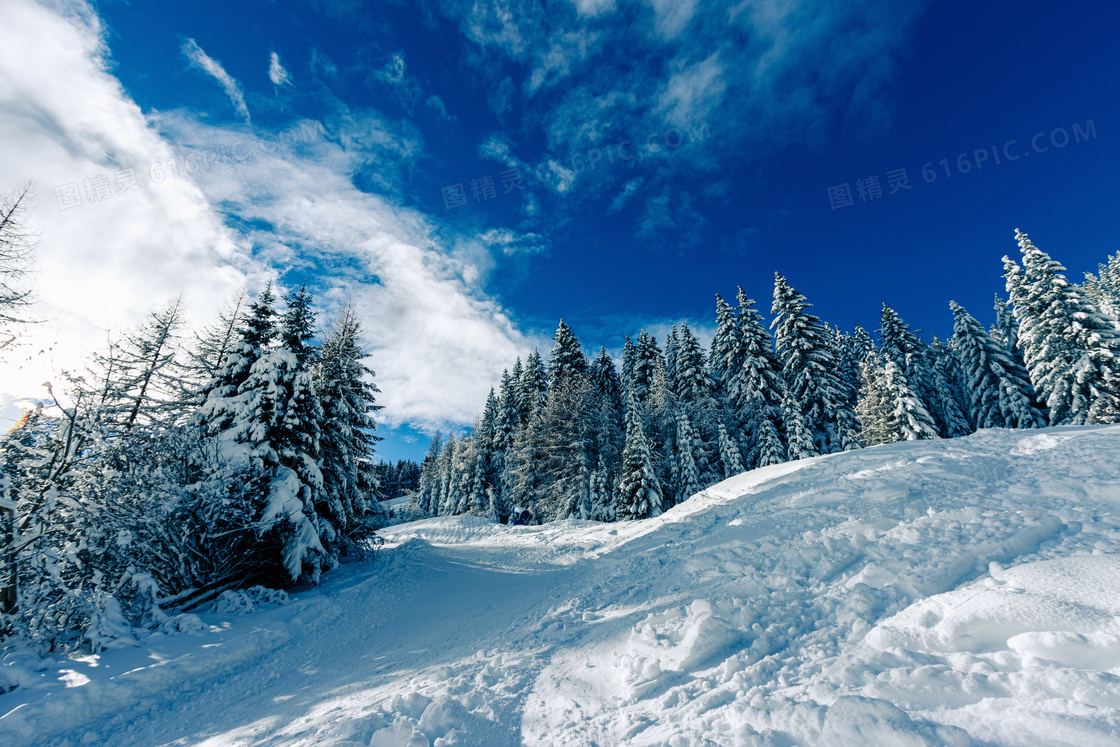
(1, 0, 1117, 461)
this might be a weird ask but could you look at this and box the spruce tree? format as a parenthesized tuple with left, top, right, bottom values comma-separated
(316, 300, 383, 550)
(675, 412, 703, 501)
(589, 346, 624, 420)
(547, 319, 588, 384)
(950, 300, 1045, 429)
(882, 359, 940, 441)
(716, 421, 745, 477)
(520, 350, 549, 417)
(855, 359, 892, 446)
(417, 433, 442, 514)
(926, 337, 975, 437)
(675, 323, 713, 406)
(1004, 230, 1120, 424)
(771, 274, 858, 454)
(709, 294, 741, 392)
(781, 391, 818, 460)
(615, 391, 663, 520)
(664, 325, 681, 394)
(730, 290, 788, 465)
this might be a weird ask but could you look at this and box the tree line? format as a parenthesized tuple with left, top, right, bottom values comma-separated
(417, 229, 1120, 524)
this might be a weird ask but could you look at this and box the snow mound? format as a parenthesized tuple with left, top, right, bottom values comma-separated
(3, 424, 1120, 746)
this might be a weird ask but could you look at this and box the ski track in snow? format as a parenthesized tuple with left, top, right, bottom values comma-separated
(3, 425, 1120, 746)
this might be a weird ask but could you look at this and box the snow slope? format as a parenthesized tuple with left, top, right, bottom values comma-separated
(3, 425, 1120, 746)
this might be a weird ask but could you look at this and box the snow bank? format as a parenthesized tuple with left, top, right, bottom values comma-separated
(3, 425, 1120, 745)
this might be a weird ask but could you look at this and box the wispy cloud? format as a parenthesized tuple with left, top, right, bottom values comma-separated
(435, 0, 925, 249)
(160, 113, 543, 430)
(182, 38, 251, 123)
(0, 0, 549, 434)
(268, 51, 291, 87)
(0, 0, 258, 402)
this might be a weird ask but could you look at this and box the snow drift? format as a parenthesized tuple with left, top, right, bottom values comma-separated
(3, 425, 1120, 745)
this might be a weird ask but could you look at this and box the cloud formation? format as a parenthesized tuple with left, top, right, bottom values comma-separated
(268, 51, 292, 87)
(182, 38, 251, 123)
(157, 113, 542, 429)
(0, 0, 256, 406)
(0, 0, 553, 434)
(433, 0, 925, 250)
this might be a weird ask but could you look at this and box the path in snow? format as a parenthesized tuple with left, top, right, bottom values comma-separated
(3, 425, 1120, 745)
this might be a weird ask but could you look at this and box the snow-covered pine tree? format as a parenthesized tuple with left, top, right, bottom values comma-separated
(508, 358, 526, 423)
(850, 323, 876, 362)
(1083, 249, 1120, 318)
(675, 412, 702, 501)
(615, 391, 663, 520)
(1004, 230, 1120, 424)
(855, 358, 892, 446)
(535, 369, 597, 521)
(664, 325, 681, 395)
(729, 290, 789, 467)
(439, 436, 462, 515)
(621, 336, 637, 396)
(716, 421, 745, 477)
(547, 319, 588, 384)
(588, 455, 613, 521)
(316, 300, 383, 551)
(589, 346, 624, 422)
(879, 304, 943, 435)
(417, 433, 442, 514)
(771, 274, 858, 454)
(195, 284, 330, 583)
(493, 368, 517, 477)
(502, 408, 545, 517)
(926, 337, 975, 437)
(882, 358, 940, 441)
(454, 434, 477, 515)
(520, 350, 549, 417)
(627, 331, 663, 405)
(991, 294, 1021, 357)
(709, 294, 741, 394)
(476, 388, 502, 515)
(950, 300, 1046, 429)
(830, 327, 862, 410)
(879, 305, 922, 374)
(781, 391, 818, 460)
(675, 322, 712, 406)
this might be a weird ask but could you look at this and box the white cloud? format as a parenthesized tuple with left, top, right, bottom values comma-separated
(656, 53, 726, 128)
(182, 38, 251, 123)
(269, 51, 292, 87)
(0, 0, 543, 435)
(478, 134, 518, 167)
(569, 0, 616, 18)
(647, 0, 698, 39)
(426, 95, 455, 122)
(156, 112, 541, 431)
(0, 0, 256, 406)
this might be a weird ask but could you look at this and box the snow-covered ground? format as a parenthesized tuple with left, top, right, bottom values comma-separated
(4, 425, 1120, 746)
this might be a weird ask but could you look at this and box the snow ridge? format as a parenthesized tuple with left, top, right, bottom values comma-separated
(3, 425, 1120, 745)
